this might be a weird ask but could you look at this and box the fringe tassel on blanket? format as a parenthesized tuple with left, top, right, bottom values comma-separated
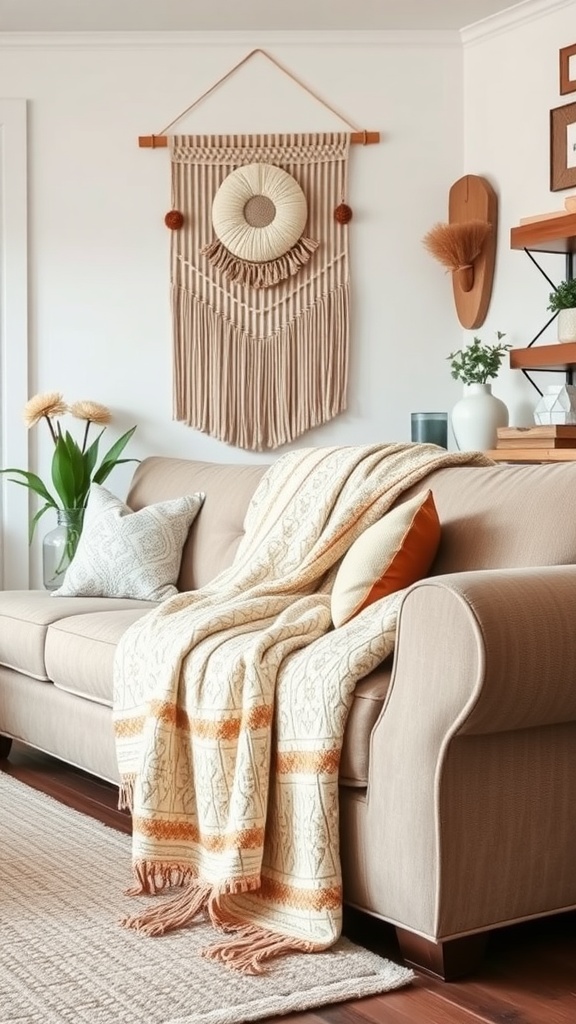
(172, 282, 349, 450)
(202, 924, 314, 975)
(200, 236, 319, 289)
(121, 880, 213, 936)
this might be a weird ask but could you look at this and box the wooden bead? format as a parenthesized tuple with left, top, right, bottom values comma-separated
(334, 203, 353, 224)
(164, 210, 184, 230)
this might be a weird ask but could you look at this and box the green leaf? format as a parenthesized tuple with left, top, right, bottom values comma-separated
(92, 426, 138, 485)
(29, 501, 53, 543)
(0, 468, 57, 507)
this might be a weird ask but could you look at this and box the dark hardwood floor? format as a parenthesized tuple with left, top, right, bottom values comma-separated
(2, 741, 575, 1023)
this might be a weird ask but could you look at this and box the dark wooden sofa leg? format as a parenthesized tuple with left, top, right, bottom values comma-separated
(396, 927, 488, 981)
(0, 735, 13, 759)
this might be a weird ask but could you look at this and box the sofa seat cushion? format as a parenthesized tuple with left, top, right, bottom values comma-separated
(340, 661, 393, 787)
(0, 591, 153, 682)
(45, 608, 153, 706)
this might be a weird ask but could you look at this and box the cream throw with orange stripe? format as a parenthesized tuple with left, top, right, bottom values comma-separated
(113, 444, 489, 972)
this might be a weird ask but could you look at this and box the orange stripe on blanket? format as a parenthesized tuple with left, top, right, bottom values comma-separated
(275, 749, 340, 775)
(114, 703, 272, 740)
(260, 876, 342, 911)
(114, 717, 145, 738)
(133, 817, 265, 851)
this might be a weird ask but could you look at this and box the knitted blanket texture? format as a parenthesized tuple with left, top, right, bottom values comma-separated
(113, 443, 488, 973)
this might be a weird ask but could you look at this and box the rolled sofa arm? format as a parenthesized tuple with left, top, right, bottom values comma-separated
(346, 565, 576, 942)
(387, 564, 576, 737)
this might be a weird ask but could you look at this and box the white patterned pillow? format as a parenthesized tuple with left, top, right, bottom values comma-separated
(52, 484, 205, 601)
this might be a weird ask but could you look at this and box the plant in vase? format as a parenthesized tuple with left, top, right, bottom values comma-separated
(547, 278, 576, 343)
(0, 393, 137, 589)
(447, 331, 511, 451)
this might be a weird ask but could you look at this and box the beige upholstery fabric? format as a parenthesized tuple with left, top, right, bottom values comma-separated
(46, 608, 152, 706)
(340, 663, 393, 786)
(0, 666, 121, 783)
(403, 462, 576, 572)
(0, 591, 150, 681)
(126, 457, 269, 590)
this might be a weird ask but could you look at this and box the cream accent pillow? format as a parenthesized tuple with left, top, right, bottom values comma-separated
(331, 490, 441, 627)
(52, 485, 205, 601)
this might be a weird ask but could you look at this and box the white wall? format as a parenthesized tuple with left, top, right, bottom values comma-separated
(0, 30, 465, 584)
(463, 0, 576, 425)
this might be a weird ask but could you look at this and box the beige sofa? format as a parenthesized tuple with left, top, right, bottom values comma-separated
(1, 453, 576, 980)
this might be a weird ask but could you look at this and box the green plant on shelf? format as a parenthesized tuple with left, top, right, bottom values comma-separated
(547, 278, 576, 312)
(447, 331, 511, 385)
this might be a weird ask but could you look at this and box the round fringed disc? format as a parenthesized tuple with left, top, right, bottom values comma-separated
(211, 164, 308, 262)
(164, 210, 184, 230)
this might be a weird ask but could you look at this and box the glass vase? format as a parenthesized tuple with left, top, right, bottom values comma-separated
(43, 508, 85, 591)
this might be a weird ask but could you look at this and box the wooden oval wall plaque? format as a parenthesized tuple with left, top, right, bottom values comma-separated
(448, 174, 498, 329)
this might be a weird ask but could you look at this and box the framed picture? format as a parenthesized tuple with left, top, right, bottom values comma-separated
(560, 42, 576, 95)
(550, 101, 576, 191)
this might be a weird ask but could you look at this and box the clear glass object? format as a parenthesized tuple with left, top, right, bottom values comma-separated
(410, 411, 448, 448)
(42, 508, 84, 591)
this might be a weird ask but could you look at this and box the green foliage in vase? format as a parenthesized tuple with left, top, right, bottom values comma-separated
(447, 331, 511, 385)
(0, 393, 138, 541)
(547, 278, 576, 312)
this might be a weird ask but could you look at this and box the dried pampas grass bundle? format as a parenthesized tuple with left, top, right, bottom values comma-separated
(423, 220, 491, 270)
(422, 219, 492, 292)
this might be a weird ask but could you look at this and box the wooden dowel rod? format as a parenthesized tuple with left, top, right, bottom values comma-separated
(138, 131, 380, 149)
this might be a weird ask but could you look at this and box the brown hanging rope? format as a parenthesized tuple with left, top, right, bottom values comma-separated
(138, 48, 380, 148)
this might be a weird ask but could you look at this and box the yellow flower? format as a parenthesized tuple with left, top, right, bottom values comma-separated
(23, 392, 68, 429)
(69, 400, 112, 425)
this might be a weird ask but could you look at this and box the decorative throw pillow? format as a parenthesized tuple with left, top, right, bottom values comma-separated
(331, 490, 441, 627)
(52, 484, 205, 601)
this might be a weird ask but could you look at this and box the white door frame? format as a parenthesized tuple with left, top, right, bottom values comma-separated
(0, 99, 29, 589)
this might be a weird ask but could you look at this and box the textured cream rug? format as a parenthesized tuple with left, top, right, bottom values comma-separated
(0, 773, 414, 1024)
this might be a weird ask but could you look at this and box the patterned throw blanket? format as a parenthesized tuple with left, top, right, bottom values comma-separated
(113, 444, 488, 972)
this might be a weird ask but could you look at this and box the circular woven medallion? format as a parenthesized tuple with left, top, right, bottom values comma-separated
(211, 164, 308, 263)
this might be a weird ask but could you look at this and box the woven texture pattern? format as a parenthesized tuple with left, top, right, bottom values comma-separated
(170, 133, 350, 450)
(113, 444, 490, 971)
(0, 772, 414, 1024)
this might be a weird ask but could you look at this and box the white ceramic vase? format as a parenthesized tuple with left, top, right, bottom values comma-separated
(557, 308, 576, 343)
(451, 382, 509, 452)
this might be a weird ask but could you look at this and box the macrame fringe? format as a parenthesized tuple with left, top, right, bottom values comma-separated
(172, 283, 349, 451)
(200, 236, 319, 289)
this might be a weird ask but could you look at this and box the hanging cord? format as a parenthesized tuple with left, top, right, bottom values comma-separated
(157, 48, 362, 136)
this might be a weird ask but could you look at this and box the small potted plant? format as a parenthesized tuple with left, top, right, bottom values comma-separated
(447, 331, 511, 451)
(547, 279, 576, 343)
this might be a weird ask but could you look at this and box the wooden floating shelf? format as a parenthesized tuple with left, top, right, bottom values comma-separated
(509, 342, 576, 372)
(510, 213, 576, 253)
(486, 448, 576, 462)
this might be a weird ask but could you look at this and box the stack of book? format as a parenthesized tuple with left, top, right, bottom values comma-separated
(495, 425, 576, 460)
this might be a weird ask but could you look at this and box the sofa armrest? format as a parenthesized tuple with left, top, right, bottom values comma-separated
(384, 564, 576, 739)
(354, 565, 576, 940)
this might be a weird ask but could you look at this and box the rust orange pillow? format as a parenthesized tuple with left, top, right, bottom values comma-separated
(331, 490, 441, 627)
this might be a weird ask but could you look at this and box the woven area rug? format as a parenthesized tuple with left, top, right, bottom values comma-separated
(0, 773, 414, 1024)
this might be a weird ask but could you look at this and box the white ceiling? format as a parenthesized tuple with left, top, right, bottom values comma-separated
(0, 0, 523, 33)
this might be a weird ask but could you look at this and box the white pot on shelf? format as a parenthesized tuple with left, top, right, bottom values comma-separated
(557, 308, 576, 343)
(451, 382, 509, 452)
(533, 384, 576, 424)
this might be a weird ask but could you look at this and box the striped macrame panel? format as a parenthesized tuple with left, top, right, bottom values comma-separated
(170, 133, 350, 451)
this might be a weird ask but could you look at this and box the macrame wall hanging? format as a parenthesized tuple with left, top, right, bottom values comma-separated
(139, 49, 379, 451)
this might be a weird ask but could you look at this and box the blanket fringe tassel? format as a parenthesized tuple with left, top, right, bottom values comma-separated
(206, 891, 315, 974)
(202, 924, 313, 975)
(121, 879, 212, 936)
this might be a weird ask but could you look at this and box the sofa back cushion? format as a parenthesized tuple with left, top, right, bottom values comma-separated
(401, 462, 576, 574)
(126, 457, 268, 590)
